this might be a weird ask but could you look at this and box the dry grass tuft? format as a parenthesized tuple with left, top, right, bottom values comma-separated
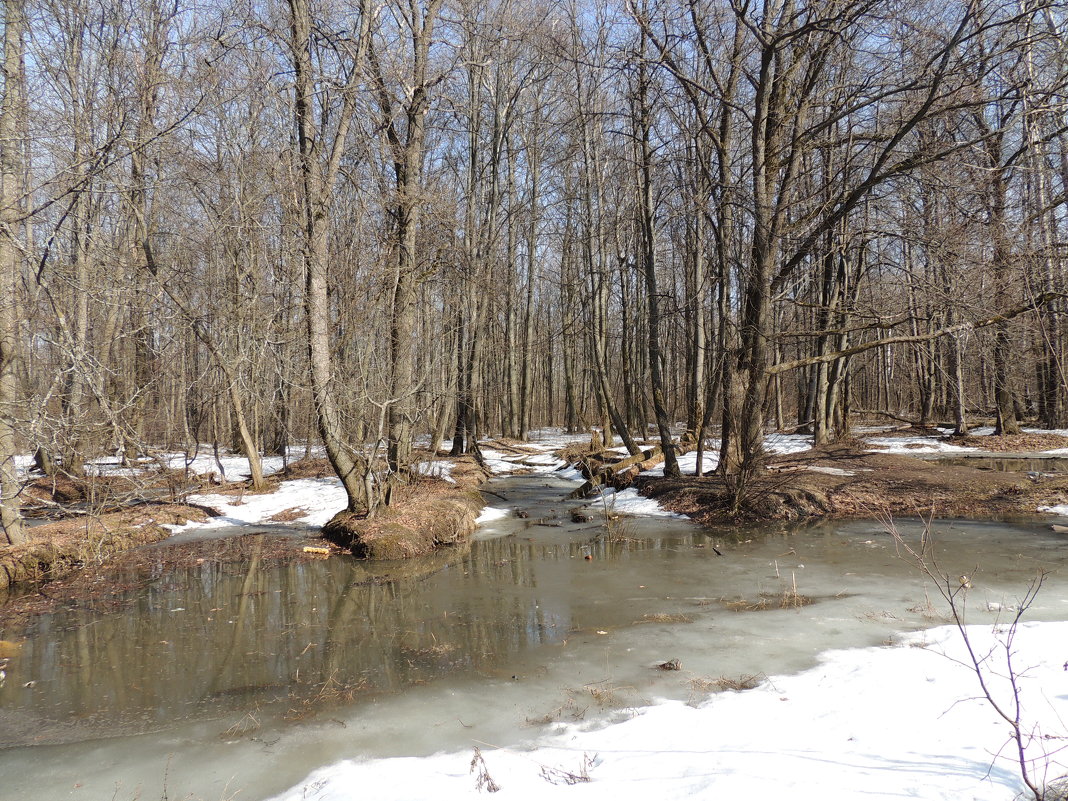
(638, 612, 693, 624)
(690, 673, 763, 693)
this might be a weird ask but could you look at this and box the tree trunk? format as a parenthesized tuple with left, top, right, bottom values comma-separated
(288, 0, 370, 511)
(635, 56, 679, 477)
(0, 0, 26, 545)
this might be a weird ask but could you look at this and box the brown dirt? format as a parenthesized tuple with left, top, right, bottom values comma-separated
(1, 454, 490, 608)
(21, 471, 197, 516)
(642, 441, 1068, 524)
(277, 457, 336, 480)
(944, 432, 1068, 452)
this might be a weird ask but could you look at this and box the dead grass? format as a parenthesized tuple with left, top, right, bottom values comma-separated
(945, 432, 1068, 452)
(0, 503, 210, 594)
(283, 672, 370, 722)
(279, 457, 334, 480)
(220, 711, 261, 740)
(722, 590, 816, 612)
(637, 612, 693, 624)
(323, 459, 488, 559)
(525, 696, 588, 725)
(645, 441, 1068, 524)
(690, 674, 763, 693)
(267, 507, 307, 523)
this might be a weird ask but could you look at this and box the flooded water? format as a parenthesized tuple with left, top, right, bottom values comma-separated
(919, 453, 1068, 473)
(1, 474, 1067, 800)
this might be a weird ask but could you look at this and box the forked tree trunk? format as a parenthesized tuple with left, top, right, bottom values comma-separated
(288, 0, 371, 512)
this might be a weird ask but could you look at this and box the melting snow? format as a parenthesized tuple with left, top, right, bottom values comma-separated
(268, 621, 1068, 801)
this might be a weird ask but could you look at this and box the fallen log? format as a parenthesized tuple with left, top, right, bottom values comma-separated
(565, 442, 696, 499)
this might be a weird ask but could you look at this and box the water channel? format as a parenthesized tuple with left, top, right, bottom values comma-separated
(1, 473, 1067, 800)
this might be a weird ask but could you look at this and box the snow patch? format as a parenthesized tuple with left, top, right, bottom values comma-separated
(167, 477, 348, 532)
(414, 460, 456, 483)
(600, 487, 686, 519)
(269, 620, 1068, 801)
(475, 506, 511, 524)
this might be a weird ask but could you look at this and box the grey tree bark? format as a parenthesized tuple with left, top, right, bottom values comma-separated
(0, 0, 26, 545)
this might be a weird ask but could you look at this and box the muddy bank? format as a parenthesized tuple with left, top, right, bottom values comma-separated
(0, 532, 340, 628)
(322, 458, 488, 559)
(642, 441, 1068, 524)
(1, 456, 343, 597)
(0, 503, 211, 595)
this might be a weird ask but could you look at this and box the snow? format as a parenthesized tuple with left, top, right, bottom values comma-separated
(480, 442, 576, 477)
(805, 465, 861, 476)
(475, 505, 511, 524)
(555, 464, 586, 482)
(414, 460, 457, 483)
(764, 432, 815, 455)
(591, 487, 686, 519)
(83, 447, 313, 480)
(864, 436, 979, 453)
(12, 453, 34, 477)
(167, 477, 349, 531)
(640, 448, 718, 477)
(268, 620, 1068, 801)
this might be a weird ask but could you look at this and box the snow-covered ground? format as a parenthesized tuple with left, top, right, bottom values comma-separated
(864, 433, 979, 454)
(168, 477, 350, 532)
(269, 620, 1068, 801)
(84, 447, 312, 480)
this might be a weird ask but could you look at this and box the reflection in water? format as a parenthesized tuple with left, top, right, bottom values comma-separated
(1, 471, 1066, 760)
(0, 526, 714, 746)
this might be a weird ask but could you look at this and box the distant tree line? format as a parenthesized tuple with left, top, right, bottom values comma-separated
(4, 0, 1068, 542)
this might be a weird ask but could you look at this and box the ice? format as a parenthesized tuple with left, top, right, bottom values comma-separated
(270, 620, 1068, 801)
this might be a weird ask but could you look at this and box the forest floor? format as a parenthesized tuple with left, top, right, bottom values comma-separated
(0, 450, 490, 607)
(645, 430, 1068, 525)
(5, 427, 1068, 606)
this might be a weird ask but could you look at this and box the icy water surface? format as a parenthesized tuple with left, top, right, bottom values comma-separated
(1, 474, 1067, 800)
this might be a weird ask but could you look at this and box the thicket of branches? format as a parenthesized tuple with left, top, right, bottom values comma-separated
(4, 0, 1068, 540)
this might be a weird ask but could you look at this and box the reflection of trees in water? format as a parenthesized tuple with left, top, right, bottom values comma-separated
(0, 528, 711, 736)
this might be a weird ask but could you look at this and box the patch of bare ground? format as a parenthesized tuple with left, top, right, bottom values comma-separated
(643, 441, 1068, 524)
(0, 503, 211, 595)
(200, 456, 336, 497)
(21, 470, 198, 516)
(945, 431, 1068, 451)
(322, 455, 488, 559)
(267, 507, 307, 523)
(278, 456, 335, 479)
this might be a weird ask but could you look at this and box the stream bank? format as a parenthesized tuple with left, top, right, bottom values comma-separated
(321, 456, 488, 558)
(0, 502, 212, 595)
(564, 432, 1068, 524)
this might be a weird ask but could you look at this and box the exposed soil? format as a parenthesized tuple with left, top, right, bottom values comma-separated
(21, 470, 198, 517)
(944, 431, 1068, 452)
(0, 455, 347, 594)
(643, 438, 1068, 524)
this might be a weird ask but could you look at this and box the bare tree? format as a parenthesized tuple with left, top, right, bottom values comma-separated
(0, 0, 26, 544)
(288, 0, 375, 511)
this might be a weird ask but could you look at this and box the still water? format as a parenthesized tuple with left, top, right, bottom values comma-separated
(1, 474, 1066, 800)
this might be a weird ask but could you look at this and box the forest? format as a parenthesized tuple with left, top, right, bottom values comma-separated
(4, 0, 1068, 543)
